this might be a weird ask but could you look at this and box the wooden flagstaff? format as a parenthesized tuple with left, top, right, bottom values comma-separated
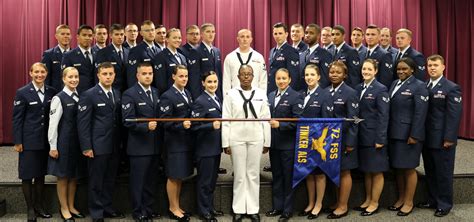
(125, 118, 363, 123)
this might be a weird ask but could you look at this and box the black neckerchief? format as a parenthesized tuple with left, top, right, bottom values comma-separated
(236, 51, 253, 65)
(238, 89, 257, 118)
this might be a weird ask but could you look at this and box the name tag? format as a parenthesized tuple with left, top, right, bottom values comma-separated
(276, 56, 285, 61)
(73, 63, 81, 67)
(309, 104, 321, 107)
(138, 102, 146, 106)
(29, 101, 38, 105)
(111, 62, 117, 65)
(177, 103, 184, 107)
(202, 58, 209, 61)
(433, 94, 446, 99)
(97, 103, 106, 107)
(66, 103, 75, 106)
(144, 58, 151, 62)
(170, 63, 176, 67)
(401, 91, 412, 96)
(334, 101, 345, 105)
(209, 108, 216, 111)
(53, 61, 60, 64)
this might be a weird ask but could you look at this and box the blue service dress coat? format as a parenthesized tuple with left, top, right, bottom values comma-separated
(197, 43, 223, 99)
(366, 46, 394, 88)
(47, 91, 87, 178)
(13, 83, 57, 179)
(327, 82, 359, 170)
(95, 44, 129, 91)
(423, 77, 462, 211)
(42, 45, 66, 90)
(268, 43, 300, 92)
(152, 48, 188, 95)
(127, 42, 161, 87)
(299, 46, 333, 89)
(356, 45, 368, 64)
(122, 83, 161, 219)
(394, 47, 426, 81)
(61, 47, 97, 93)
(191, 92, 222, 215)
(180, 43, 203, 100)
(268, 87, 303, 214)
(387, 75, 429, 168)
(294, 41, 309, 53)
(333, 43, 361, 88)
(355, 80, 390, 173)
(77, 84, 122, 219)
(159, 86, 194, 179)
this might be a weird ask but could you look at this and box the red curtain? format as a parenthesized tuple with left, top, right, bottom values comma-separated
(1, 0, 473, 143)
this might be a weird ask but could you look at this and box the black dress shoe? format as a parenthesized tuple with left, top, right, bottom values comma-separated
(218, 168, 227, 174)
(63, 217, 75, 222)
(92, 219, 104, 222)
(278, 213, 291, 222)
(265, 209, 282, 217)
(135, 215, 149, 222)
(327, 211, 348, 219)
(168, 210, 190, 221)
(200, 213, 218, 222)
(361, 208, 379, 216)
(183, 210, 192, 216)
(387, 205, 403, 211)
(322, 207, 335, 213)
(434, 209, 450, 217)
(104, 211, 125, 219)
(150, 212, 161, 219)
(307, 212, 319, 219)
(35, 209, 53, 218)
(263, 166, 272, 172)
(297, 210, 310, 216)
(353, 206, 367, 212)
(232, 213, 245, 222)
(70, 212, 85, 218)
(211, 209, 224, 217)
(416, 202, 437, 209)
(248, 214, 260, 222)
(397, 208, 413, 216)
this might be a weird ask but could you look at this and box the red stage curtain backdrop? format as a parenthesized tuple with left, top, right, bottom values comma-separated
(0, 0, 473, 143)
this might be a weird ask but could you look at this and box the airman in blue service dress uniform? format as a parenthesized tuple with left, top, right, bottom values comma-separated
(417, 55, 463, 217)
(297, 64, 334, 220)
(159, 65, 193, 221)
(191, 71, 225, 222)
(42, 24, 71, 91)
(394, 29, 426, 81)
(61, 25, 96, 93)
(13, 62, 56, 221)
(77, 62, 124, 222)
(331, 25, 361, 88)
(153, 28, 188, 95)
(265, 68, 303, 222)
(354, 59, 390, 216)
(364, 25, 394, 88)
(387, 57, 429, 217)
(122, 62, 161, 221)
(197, 23, 223, 99)
(180, 25, 203, 100)
(325, 60, 359, 219)
(47, 67, 86, 221)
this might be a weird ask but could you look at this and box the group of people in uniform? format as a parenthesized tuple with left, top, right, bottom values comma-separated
(11, 20, 462, 222)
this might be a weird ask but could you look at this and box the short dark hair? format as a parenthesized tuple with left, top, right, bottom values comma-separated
(172, 64, 188, 75)
(201, 71, 217, 82)
(273, 22, 288, 32)
(109, 23, 124, 34)
(97, 62, 115, 73)
(137, 62, 153, 71)
(329, 60, 348, 74)
(306, 23, 321, 36)
(276, 68, 291, 79)
(332, 25, 346, 35)
(397, 57, 417, 71)
(427, 54, 445, 64)
(77, 25, 94, 35)
(366, 24, 380, 33)
(94, 24, 107, 31)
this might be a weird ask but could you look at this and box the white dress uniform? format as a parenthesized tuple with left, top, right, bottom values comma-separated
(223, 48, 267, 96)
(222, 86, 271, 214)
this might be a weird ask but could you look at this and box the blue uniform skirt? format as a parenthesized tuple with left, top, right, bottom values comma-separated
(18, 150, 48, 179)
(166, 151, 193, 179)
(389, 139, 422, 169)
(341, 147, 358, 171)
(358, 145, 389, 173)
(47, 151, 87, 178)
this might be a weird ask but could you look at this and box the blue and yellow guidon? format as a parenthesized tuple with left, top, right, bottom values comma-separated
(292, 118, 343, 188)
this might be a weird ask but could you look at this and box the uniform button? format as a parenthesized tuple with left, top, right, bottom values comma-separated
(41, 123, 44, 126)
(41, 115, 44, 118)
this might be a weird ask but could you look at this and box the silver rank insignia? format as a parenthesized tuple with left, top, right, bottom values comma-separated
(352, 103, 359, 108)
(420, 95, 429, 102)
(188, 59, 196, 65)
(291, 60, 299, 66)
(78, 105, 87, 112)
(160, 106, 169, 112)
(325, 62, 329, 67)
(352, 60, 360, 65)
(382, 97, 390, 103)
(419, 66, 425, 70)
(298, 104, 304, 109)
(122, 103, 131, 110)
(454, 97, 462, 103)
(61, 64, 66, 69)
(192, 111, 200, 117)
(13, 100, 21, 106)
(129, 59, 137, 65)
(327, 106, 334, 111)
(385, 63, 392, 68)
